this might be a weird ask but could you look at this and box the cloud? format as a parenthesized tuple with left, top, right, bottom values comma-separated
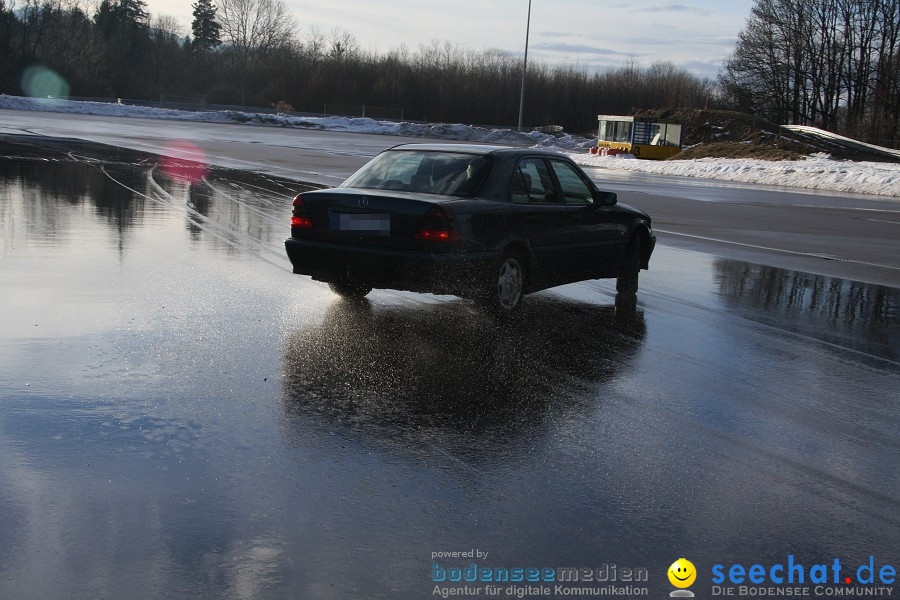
(538, 31, 599, 39)
(621, 36, 738, 48)
(708, 36, 742, 47)
(679, 59, 725, 78)
(630, 3, 712, 16)
(531, 42, 633, 56)
(622, 37, 692, 47)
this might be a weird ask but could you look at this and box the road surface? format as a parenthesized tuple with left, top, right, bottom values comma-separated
(3, 108, 898, 287)
(0, 121, 896, 599)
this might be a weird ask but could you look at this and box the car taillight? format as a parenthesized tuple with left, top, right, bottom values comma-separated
(291, 193, 312, 228)
(414, 206, 460, 242)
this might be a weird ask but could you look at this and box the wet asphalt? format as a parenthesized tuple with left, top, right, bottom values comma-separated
(0, 136, 897, 599)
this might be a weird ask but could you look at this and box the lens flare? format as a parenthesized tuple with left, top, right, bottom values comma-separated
(159, 141, 210, 183)
(21, 65, 70, 98)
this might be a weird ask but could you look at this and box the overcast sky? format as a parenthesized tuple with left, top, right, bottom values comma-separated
(149, 0, 755, 79)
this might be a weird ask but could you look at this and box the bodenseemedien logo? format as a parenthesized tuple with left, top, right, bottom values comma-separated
(669, 558, 697, 598)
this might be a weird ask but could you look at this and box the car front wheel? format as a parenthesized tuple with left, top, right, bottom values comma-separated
(328, 282, 372, 299)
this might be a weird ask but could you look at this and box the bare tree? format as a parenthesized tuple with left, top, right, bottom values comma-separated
(301, 24, 324, 60)
(871, 0, 900, 144)
(327, 27, 356, 61)
(721, 0, 900, 146)
(151, 13, 182, 37)
(216, 0, 296, 64)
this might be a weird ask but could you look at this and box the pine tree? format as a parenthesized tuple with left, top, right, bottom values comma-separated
(94, 0, 148, 38)
(92, 0, 150, 96)
(118, 0, 148, 26)
(191, 0, 221, 53)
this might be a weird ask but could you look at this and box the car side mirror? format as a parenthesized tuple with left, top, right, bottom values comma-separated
(594, 191, 617, 206)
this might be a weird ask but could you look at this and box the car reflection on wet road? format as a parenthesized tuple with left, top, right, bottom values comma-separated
(0, 137, 897, 599)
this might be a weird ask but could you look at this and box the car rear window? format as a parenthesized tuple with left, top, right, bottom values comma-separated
(341, 151, 491, 196)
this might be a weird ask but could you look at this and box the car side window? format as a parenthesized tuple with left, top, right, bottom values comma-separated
(549, 160, 595, 205)
(511, 158, 557, 204)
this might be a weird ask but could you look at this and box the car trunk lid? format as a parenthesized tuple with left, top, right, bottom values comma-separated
(292, 188, 457, 249)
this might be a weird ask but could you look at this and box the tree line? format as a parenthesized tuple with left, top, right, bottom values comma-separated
(0, 0, 713, 133)
(1, 0, 897, 146)
(720, 0, 900, 147)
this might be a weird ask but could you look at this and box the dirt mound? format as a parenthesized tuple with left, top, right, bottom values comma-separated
(633, 108, 898, 162)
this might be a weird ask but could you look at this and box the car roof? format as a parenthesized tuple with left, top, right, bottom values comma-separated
(387, 143, 566, 157)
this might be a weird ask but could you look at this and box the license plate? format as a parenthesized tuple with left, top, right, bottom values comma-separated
(329, 212, 390, 235)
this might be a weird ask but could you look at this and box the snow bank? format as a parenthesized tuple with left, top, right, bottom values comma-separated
(564, 151, 900, 198)
(2, 94, 899, 197)
(0, 94, 592, 149)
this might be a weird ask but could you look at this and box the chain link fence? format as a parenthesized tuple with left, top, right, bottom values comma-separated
(323, 104, 404, 120)
(56, 96, 408, 122)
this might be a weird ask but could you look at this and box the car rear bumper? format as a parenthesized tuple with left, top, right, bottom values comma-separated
(284, 238, 499, 295)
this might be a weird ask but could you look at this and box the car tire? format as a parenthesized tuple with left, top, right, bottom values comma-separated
(328, 282, 372, 299)
(616, 235, 641, 295)
(481, 252, 526, 313)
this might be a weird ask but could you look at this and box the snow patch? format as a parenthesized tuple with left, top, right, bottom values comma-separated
(564, 151, 900, 197)
(0, 94, 593, 150)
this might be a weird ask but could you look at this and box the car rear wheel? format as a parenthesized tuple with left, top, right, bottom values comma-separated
(616, 235, 641, 295)
(481, 252, 525, 312)
(328, 282, 372, 299)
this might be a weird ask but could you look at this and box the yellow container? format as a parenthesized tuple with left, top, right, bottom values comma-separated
(630, 144, 681, 160)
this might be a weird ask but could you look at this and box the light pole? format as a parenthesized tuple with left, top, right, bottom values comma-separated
(517, 0, 532, 132)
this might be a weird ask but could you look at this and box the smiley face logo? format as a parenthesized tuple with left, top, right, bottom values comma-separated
(668, 558, 696, 588)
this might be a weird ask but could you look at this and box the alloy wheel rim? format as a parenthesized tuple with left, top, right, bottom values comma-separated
(497, 259, 523, 309)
